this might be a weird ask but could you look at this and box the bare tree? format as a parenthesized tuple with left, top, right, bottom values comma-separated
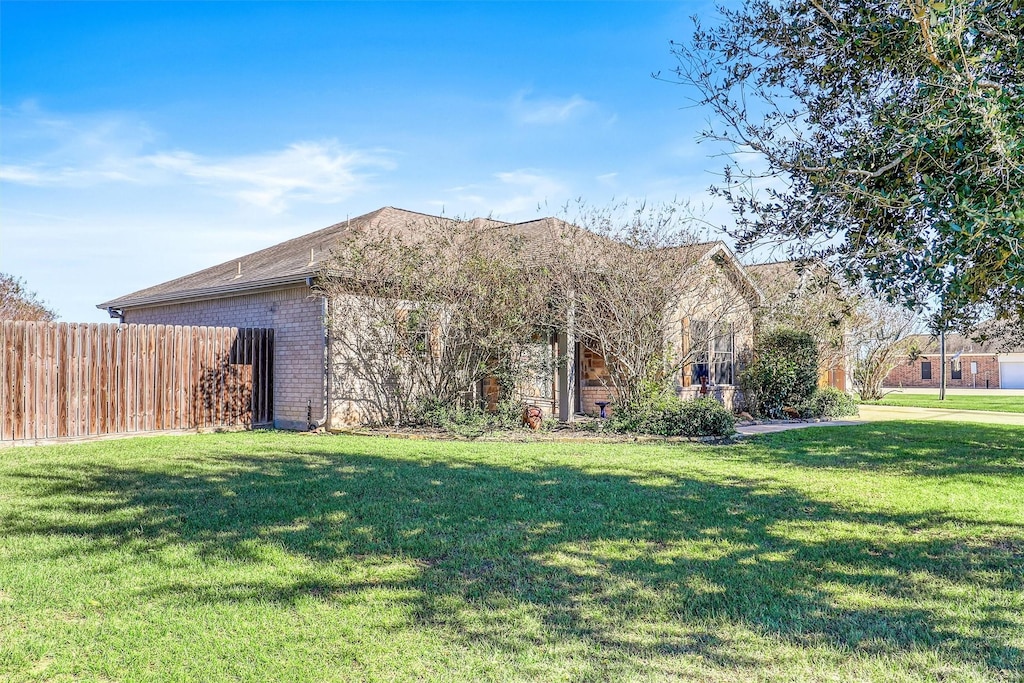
(0, 273, 57, 321)
(318, 214, 554, 426)
(550, 201, 755, 407)
(848, 295, 920, 401)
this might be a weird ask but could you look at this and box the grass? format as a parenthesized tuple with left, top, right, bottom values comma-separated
(1, 424, 1022, 682)
(864, 393, 1024, 413)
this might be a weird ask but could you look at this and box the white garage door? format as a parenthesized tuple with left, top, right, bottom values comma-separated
(1000, 362, 1024, 389)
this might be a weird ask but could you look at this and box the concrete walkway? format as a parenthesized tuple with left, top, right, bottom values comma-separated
(736, 420, 863, 435)
(857, 404, 1024, 426)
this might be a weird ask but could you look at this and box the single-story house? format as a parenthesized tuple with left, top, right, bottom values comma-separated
(99, 207, 764, 429)
(884, 333, 1024, 389)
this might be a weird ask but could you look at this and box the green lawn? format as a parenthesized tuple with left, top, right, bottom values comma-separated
(865, 394, 1024, 413)
(1, 426, 1022, 682)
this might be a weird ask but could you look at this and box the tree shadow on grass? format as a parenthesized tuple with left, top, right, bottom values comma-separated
(4, 435, 1023, 678)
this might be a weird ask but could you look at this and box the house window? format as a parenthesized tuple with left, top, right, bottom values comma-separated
(712, 323, 735, 385)
(921, 361, 932, 380)
(951, 360, 962, 380)
(520, 341, 554, 400)
(689, 320, 709, 385)
(688, 320, 734, 385)
(395, 307, 434, 357)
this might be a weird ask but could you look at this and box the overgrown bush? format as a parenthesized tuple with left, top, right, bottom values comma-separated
(740, 328, 820, 418)
(739, 350, 797, 418)
(804, 387, 859, 418)
(610, 391, 735, 437)
(765, 328, 820, 403)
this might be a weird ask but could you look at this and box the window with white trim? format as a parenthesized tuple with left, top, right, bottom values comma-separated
(688, 320, 735, 385)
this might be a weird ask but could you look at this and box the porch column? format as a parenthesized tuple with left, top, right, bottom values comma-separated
(558, 300, 576, 422)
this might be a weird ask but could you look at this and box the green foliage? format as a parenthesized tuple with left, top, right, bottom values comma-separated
(763, 329, 819, 404)
(671, 0, 1024, 334)
(803, 387, 859, 419)
(741, 328, 820, 418)
(611, 387, 735, 437)
(739, 350, 798, 419)
(414, 397, 530, 437)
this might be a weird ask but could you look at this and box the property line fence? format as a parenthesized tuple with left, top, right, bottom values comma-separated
(1, 321, 273, 443)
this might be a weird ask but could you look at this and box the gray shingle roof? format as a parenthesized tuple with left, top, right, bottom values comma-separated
(98, 206, 758, 310)
(99, 207, 462, 309)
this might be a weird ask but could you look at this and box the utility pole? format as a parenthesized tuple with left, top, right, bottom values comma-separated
(939, 327, 946, 401)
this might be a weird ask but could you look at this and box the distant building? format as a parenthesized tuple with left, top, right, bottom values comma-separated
(883, 333, 1024, 389)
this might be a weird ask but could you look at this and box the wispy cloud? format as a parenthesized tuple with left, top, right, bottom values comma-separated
(0, 105, 392, 212)
(511, 90, 594, 125)
(146, 142, 392, 212)
(436, 169, 567, 219)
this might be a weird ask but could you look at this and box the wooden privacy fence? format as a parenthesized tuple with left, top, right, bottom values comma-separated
(1, 321, 273, 443)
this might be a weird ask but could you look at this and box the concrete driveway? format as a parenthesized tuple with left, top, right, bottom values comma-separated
(857, 404, 1024, 426)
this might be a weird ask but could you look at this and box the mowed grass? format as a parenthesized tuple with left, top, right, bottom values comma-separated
(1, 425, 1022, 682)
(866, 393, 1024, 413)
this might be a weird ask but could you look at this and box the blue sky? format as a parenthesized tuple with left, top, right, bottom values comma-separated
(2, 1, 738, 322)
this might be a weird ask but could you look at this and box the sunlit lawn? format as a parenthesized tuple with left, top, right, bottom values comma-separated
(865, 393, 1024, 413)
(1, 424, 1022, 682)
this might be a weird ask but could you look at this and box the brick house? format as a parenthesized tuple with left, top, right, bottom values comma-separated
(883, 333, 1024, 390)
(99, 207, 763, 429)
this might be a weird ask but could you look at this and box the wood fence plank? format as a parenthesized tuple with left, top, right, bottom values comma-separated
(0, 321, 7, 441)
(57, 323, 68, 438)
(267, 329, 274, 424)
(47, 323, 58, 439)
(128, 324, 138, 433)
(26, 323, 38, 440)
(12, 322, 25, 441)
(3, 322, 12, 440)
(113, 325, 122, 434)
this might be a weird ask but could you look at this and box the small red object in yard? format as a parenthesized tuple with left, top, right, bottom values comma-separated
(782, 406, 801, 419)
(522, 405, 543, 430)
(699, 375, 709, 396)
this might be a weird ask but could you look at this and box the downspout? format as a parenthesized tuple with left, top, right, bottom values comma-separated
(323, 293, 332, 430)
(305, 275, 330, 430)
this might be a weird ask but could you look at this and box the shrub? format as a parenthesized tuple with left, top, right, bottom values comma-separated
(739, 350, 797, 418)
(414, 396, 542, 437)
(805, 387, 859, 418)
(415, 398, 492, 437)
(763, 328, 820, 404)
(610, 394, 735, 437)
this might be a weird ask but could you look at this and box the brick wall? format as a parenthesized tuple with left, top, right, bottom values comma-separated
(123, 286, 326, 429)
(884, 354, 1001, 389)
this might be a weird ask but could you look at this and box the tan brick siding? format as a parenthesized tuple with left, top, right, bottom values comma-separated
(122, 286, 326, 429)
(884, 354, 1001, 389)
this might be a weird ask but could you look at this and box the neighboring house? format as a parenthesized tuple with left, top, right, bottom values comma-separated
(745, 260, 851, 390)
(99, 207, 763, 429)
(884, 333, 1024, 389)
